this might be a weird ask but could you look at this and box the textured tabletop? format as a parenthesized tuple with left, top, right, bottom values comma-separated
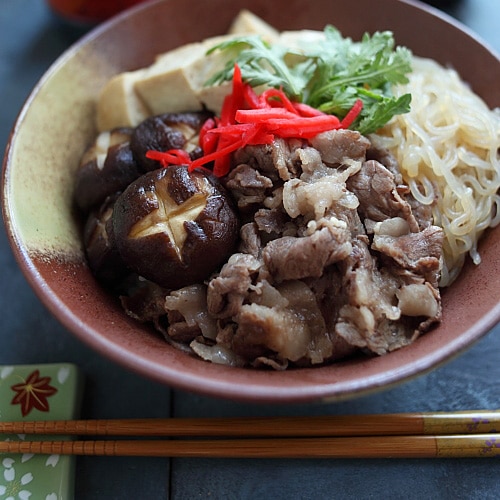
(1, 1, 499, 498)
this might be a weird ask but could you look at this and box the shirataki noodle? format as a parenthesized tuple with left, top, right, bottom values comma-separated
(371, 56, 500, 286)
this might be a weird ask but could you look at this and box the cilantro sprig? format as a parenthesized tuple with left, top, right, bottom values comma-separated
(206, 27, 412, 135)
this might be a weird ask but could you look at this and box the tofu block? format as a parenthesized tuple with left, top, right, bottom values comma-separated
(196, 81, 232, 113)
(182, 36, 238, 111)
(96, 70, 151, 132)
(228, 9, 279, 42)
(134, 43, 207, 115)
(96, 10, 284, 130)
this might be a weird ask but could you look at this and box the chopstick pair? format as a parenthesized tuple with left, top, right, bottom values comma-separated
(1, 410, 499, 459)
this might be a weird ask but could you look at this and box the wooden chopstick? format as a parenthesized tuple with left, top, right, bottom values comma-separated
(0, 434, 499, 458)
(1, 410, 499, 438)
(1, 411, 499, 458)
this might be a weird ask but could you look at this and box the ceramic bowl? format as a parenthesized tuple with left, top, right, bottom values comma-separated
(3, 0, 500, 403)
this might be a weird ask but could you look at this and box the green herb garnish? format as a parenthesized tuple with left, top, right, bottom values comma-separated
(206, 27, 412, 134)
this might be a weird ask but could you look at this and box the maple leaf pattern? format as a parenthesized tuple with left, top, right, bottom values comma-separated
(10, 370, 58, 417)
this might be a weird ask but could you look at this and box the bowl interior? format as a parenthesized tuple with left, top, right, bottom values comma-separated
(3, 0, 500, 403)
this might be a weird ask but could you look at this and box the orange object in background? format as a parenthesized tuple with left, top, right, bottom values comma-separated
(48, 0, 146, 25)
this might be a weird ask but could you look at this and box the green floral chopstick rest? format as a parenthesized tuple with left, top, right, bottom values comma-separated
(0, 364, 83, 500)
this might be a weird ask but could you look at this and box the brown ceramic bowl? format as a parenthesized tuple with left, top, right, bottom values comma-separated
(3, 0, 500, 403)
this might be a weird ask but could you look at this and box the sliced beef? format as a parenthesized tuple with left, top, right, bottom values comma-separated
(116, 130, 443, 369)
(310, 129, 370, 166)
(372, 224, 444, 284)
(189, 338, 246, 367)
(396, 282, 441, 319)
(254, 207, 290, 235)
(366, 144, 403, 184)
(232, 280, 331, 364)
(335, 237, 441, 355)
(225, 163, 273, 210)
(204, 135, 442, 367)
(232, 138, 305, 182)
(164, 284, 217, 342)
(347, 159, 419, 232)
(233, 144, 276, 180)
(270, 137, 304, 180)
(408, 195, 435, 230)
(262, 224, 352, 281)
(166, 314, 202, 343)
(305, 268, 359, 362)
(120, 278, 169, 324)
(367, 144, 435, 230)
(335, 238, 406, 354)
(283, 175, 349, 221)
(238, 222, 262, 258)
(206, 253, 262, 319)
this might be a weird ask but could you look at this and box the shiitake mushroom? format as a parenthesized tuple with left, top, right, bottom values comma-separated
(74, 128, 142, 212)
(75, 112, 212, 213)
(130, 111, 212, 171)
(83, 194, 130, 286)
(112, 165, 239, 290)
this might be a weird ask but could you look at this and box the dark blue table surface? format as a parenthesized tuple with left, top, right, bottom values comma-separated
(1, 1, 499, 498)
